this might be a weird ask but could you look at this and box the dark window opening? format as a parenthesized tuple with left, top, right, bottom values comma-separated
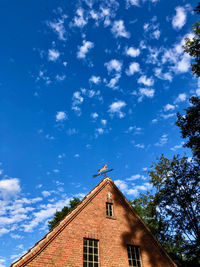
(127, 245, 142, 267)
(83, 238, 99, 267)
(106, 202, 113, 217)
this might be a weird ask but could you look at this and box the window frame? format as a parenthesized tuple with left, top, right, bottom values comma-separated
(127, 244, 142, 267)
(83, 238, 100, 267)
(106, 202, 114, 217)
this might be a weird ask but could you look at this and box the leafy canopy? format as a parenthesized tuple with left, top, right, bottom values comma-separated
(48, 197, 80, 230)
(176, 96, 200, 160)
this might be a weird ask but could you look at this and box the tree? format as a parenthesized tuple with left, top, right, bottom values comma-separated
(48, 197, 80, 230)
(148, 155, 200, 265)
(176, 96, 200, 160)
(132, 155, 200, 266)
(183, 5, 200, 78)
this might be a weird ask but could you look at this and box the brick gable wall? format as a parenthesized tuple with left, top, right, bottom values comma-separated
(12, 178, 176, 267)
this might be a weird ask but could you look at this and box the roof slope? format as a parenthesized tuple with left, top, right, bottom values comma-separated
(11, 176, 176, 267)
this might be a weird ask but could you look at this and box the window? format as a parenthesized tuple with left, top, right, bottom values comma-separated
(83, 238, 99, 267)
(127, 245, 142, 267)
(106, 202, 113, 217)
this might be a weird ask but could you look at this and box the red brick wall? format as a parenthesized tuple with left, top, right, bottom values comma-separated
(18, 182, 175, 267)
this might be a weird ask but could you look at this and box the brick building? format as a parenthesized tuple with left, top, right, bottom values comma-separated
(11, 177, 176, 267)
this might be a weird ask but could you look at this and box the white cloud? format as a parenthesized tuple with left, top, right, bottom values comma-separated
(176, 54, 191, 73)
(47, 15, 67, 41)
(41, 191, 51, 197)
(0, 178, 20, 200)
(95, 128, 104, 137)
(22, 197, 72, 232)
(170, 142, 185, 151)
(114, 179, 152, 197)
(172, 6, 187, 30)
(114, 180, 138, 196)
(73, 8, 87, 28)
(174, 93, 187, 103)
(105, 59, 122, 73)
(126, 174, 146, 181)
(143, 17, 161, 40)
(161, 113, 175, 119)
(106, 74, 121, 89)
(196, 89, 200, 96)
(56, 74, 66, 82)
(0, 257, 6, 267)
(77, 40, 94, 59)
(134, 143, 145, 149)
(138, 75, 154, 86)
(111, 20, 130, 38)
(138, 88, 155, 101)
(89, 75, 101, 84)
(101, 119, 107, 125)
(126, 62, 140, 76)
(48, 49, 60, 62)
(164, 104, 175, 112)
(91, 112, 98, 119)
(125, 47, 140, 57)
(155, 134, 168, 146)
(108, 100, 126, 118)
(196, 79, 200, 96)
(126, 0, 140, 7)
(154, 68, 172, 82)
(56, 111, 68, 122)
(72, 91, 84, 115)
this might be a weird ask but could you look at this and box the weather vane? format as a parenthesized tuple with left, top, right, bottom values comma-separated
(93, 164, 114, 178)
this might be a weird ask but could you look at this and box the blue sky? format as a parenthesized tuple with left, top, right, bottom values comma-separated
(0, 0, 199, 265)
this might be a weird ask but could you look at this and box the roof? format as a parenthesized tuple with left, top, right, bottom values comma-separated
(11, 176, 176, 267)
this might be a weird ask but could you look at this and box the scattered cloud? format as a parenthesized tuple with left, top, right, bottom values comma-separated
(170, 141, 185, 151)
(108, 100, 126, 118)
(73, 8, 88, 28)
(126, 62, 140, 76)
(91, 112, 98, 119)
(126, 174, 146, 181)
(125, 47, 140, 57)
(155, 134, 168, 146)
(134, 143, 145, 149)
(47, 14, 67, 41)
(101, 119, 107, 125)
(106, 74, 121, 89)
(48, 49, 60, 62)
(138, 75, 154, 87)
(138, 88, 155, 102)
(143, 16, 161, 40)
(0, 178, 21, 200)
(174, 93, 187, 103)
(161, 113, 175, 119)
(114, 179, 152, 197)
(56, 111, 68, 122)
(164, 104, 175, 112)
(72, 91, 84, 115)
(172, 6, 187, 30)
(77, 40, 94, 59)
(105, 59, 122, 73)
(89, 75, 101, 84)
(111, 20, 130, 38)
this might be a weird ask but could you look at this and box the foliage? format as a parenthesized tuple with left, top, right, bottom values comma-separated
(149, 155, 200, 260)
(48, 197, 80, 230)
(183, 18, 200, 77)
(132, 156, 200, 266)
(130, 193, 166, 241)
(176, 96, 200, 160)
